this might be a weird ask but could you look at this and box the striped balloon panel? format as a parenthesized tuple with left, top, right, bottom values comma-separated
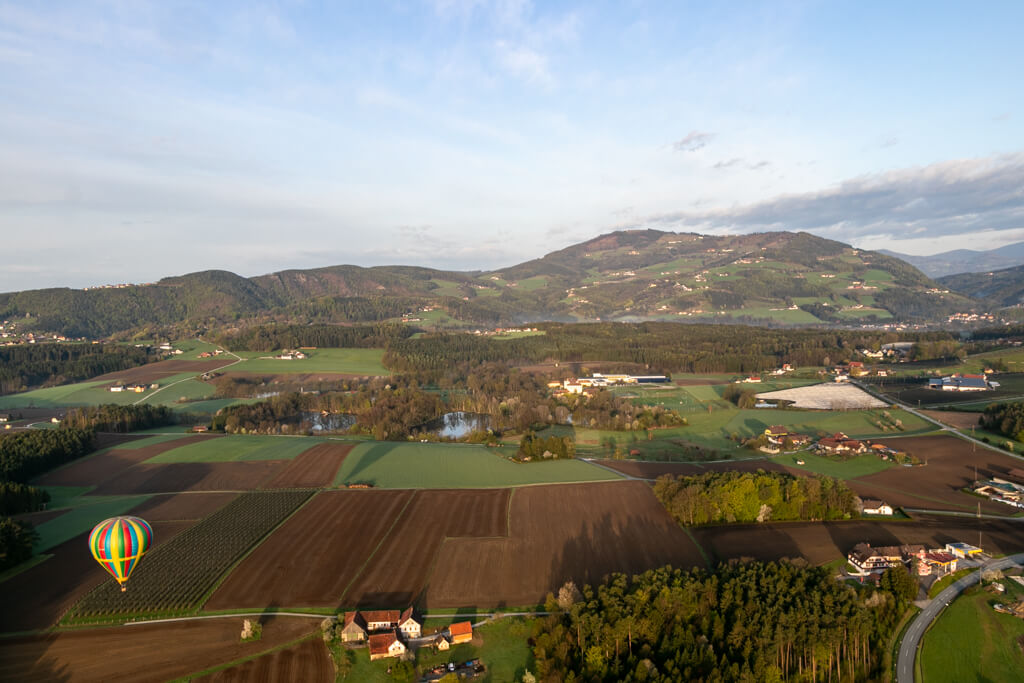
(88, 516, 153, 585)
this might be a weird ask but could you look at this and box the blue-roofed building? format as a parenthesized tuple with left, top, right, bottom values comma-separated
(928, 374, 991, 392)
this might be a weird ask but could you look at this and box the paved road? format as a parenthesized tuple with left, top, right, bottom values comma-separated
(897, 552, 1024, 683)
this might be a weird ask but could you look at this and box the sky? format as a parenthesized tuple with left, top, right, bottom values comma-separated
(1, 0, 1023, 291)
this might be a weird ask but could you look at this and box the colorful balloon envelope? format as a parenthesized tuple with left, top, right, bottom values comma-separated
(88, 516, 153, 592)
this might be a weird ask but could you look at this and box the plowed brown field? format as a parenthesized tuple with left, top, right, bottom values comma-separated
(424, 481, 705, 608)
(35, 435, 220, 487)
(128, 492, 238, 521)
(205, 489, 414, 610)
(692, 515, 1024, 566)
(263, 442, 353, 488)
(0, 615, 318, 683)
(194, 636, 332, 683)
(341, 489, 511, 607)
(850, 435, 1024, 515)
(0, 521, 194, 633)
(919, 410, 983, 430)
(94, 358, 236, 384)
(89, 461, 287, 494)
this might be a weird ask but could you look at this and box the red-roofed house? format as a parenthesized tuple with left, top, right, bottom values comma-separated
(340, 612, 368, 642)
(368, 631, 407, 661)
(398, 607, 421, 639)
(449, 621, 473, 645)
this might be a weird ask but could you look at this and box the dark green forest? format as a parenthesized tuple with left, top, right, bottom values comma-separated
(531, 561, 912, 682)
(0, 428, 96, 571)
(980, 401, 1024, 441)
(0, 343, 155, 395)
(61, 404, 176, 433)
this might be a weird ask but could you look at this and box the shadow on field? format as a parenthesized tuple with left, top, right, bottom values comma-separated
(824, 521, 904, 556)
(0, 636, 72, 683)
(545, 511, 706, 595)
(342, 442, 394, 485)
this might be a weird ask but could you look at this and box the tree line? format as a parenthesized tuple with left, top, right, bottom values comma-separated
(213, 323, 414, 352)
(652, 471, 859, 526)
(980, 401, 1024, 441)
(61, 404, 176, 433)
(383, 323, 960, 375)
(0, 343, 156, 395)
(0, 427, 96, 570)
(530, 561, 910, 682)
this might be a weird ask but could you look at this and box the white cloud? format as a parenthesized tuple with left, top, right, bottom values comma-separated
(494, 40, 553, 88)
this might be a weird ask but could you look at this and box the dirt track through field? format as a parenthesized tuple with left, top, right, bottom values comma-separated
(0, 521, 195, 633)
(262, 442, 354, 488)
(34, 435, 220, 487)
(204, 490, 414, 610)
(0, 615, 317, 683)
(194, 636, 332, 683)
(424, 481, 705, 608)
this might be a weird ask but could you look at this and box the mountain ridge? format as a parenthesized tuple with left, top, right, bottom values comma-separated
(0, 230, 980, 337)
(879, 242, 1024, 278)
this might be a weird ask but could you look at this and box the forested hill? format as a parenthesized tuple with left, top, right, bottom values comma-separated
(939, 264, 1024, 308)
(1, 230, 979, 337)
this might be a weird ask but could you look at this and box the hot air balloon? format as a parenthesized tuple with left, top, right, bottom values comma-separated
(88, 516, 153, 592)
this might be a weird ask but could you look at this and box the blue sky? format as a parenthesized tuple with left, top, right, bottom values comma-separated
(1, 0, 1022, 290)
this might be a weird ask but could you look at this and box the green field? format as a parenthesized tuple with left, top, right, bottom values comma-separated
(333, 441, 623, 488)
(566, 406, 935, 457)
(223, 348, 389, 375)
(0, 371, 216, 409)
(774, 451, 894, 479)
(920, 581, 1024, 682)
(145, 435, 326, 463)
(35, 487, 151, 551)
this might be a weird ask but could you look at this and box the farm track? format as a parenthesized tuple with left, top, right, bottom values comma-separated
(193, 635, 332, 682)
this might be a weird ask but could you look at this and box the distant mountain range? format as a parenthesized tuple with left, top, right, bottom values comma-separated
(879, 242, 1024, 278)
(0, 230, 983, 337)
(938, 265, 1024, 308)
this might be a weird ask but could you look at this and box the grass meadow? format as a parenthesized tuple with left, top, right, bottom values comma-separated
(332, 441, 622, 488)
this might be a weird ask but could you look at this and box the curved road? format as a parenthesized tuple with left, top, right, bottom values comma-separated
(897, 552, 1024, 683)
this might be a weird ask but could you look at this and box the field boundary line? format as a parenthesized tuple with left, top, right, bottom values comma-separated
(196, 489, 318, 612)
(125, 612, 328, 626)
(168, 631, 320, 682)
(338, 490, 417, 605)
(681, 526, 713, 569)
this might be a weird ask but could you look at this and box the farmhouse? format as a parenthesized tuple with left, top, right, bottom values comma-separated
(0, 415, 9, 423)
(431, 634, 450, 651)
(449, 621, 473, 645)
(860, 499, 894, 516)
(848, 543, 923, 575)
(108, 385, 124, 393)
(368, 631, 407, 661)
(340, 612, 368, 643)
(928, 374, 991, 392)
(340, 607, 420, 643)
